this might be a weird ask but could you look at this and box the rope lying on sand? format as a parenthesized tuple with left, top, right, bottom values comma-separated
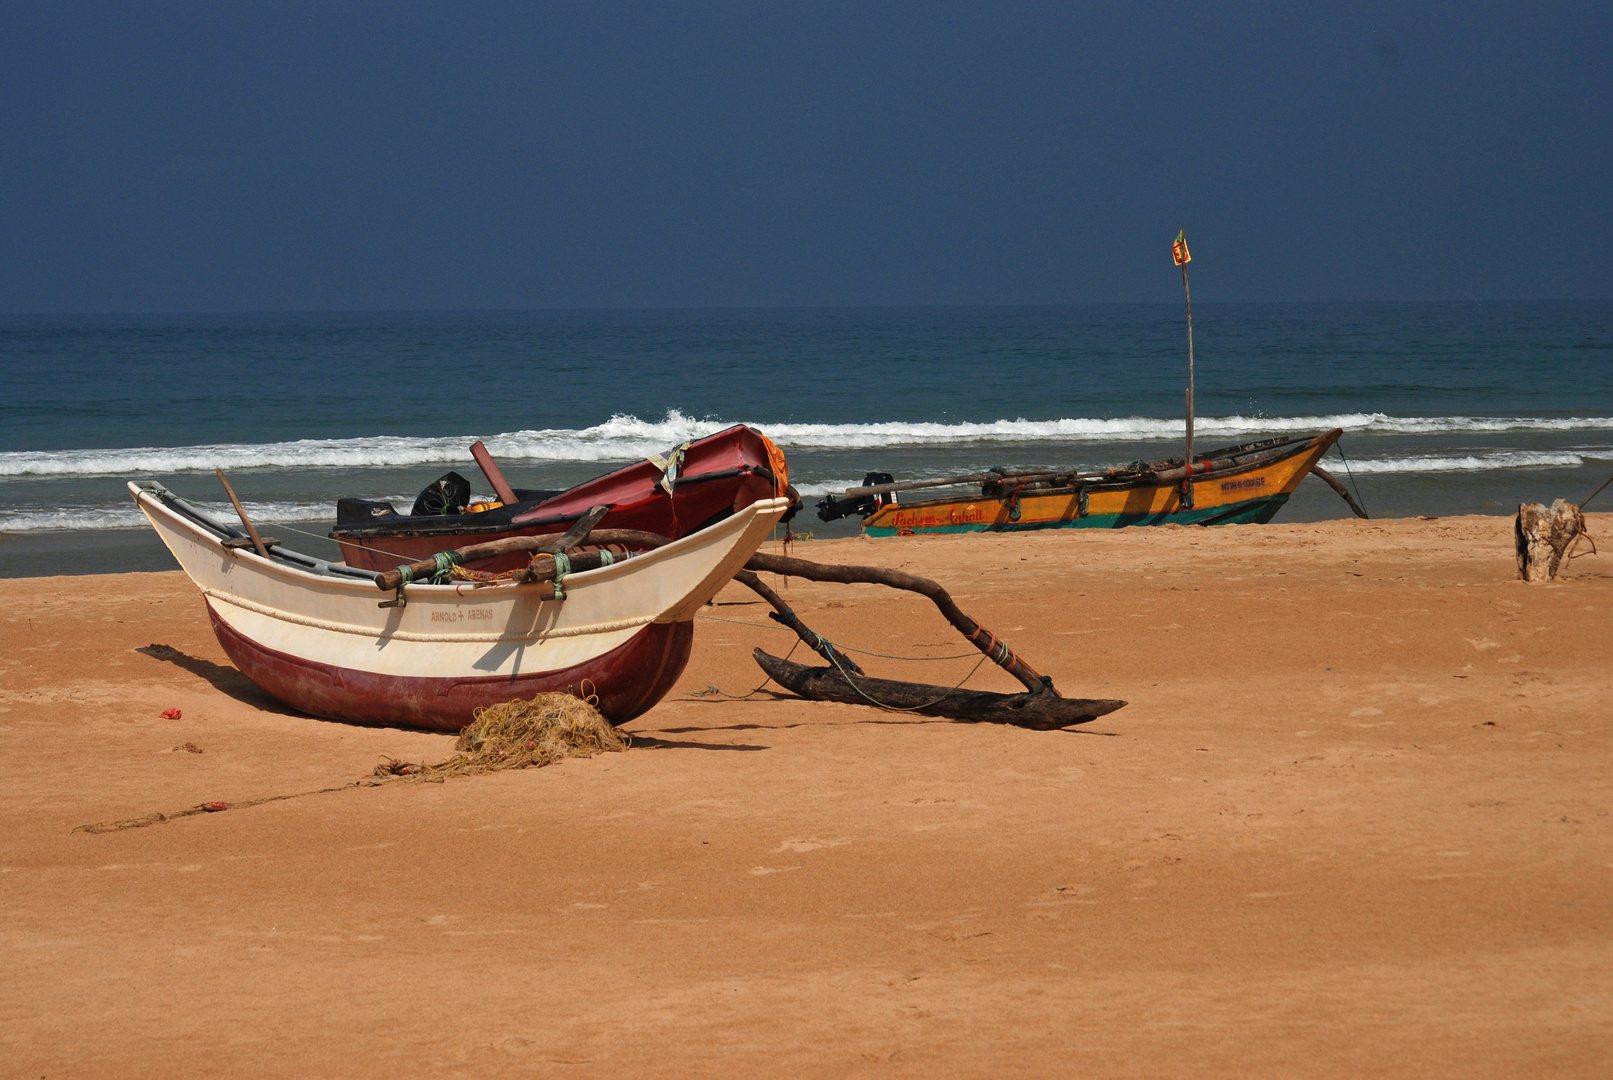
(72, 692, 625, 835)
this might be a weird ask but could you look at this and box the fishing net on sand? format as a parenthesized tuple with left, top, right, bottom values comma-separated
(373, 692, 628, 782)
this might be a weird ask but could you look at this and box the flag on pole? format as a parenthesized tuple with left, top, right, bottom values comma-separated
(1172, 230, 1191, 266)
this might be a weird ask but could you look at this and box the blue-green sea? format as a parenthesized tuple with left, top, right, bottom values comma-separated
(2, 303, 1610, 576)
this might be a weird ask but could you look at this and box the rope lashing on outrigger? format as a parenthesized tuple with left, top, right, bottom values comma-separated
(549, 551, 571, 600)
(733, 568, 862, 674)
(966, 625, 1020, 672)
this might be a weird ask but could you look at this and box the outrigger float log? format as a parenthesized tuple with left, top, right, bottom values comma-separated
(752, 651, 1124, 730)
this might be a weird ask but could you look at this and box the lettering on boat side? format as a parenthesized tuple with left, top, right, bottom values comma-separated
(1220, 477, 1267, 493)
(430, 609, 496, 622)
(890, 504, 986, 528)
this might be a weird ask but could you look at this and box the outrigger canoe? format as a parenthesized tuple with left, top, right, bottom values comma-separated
(820, 429, 1342, 536)
(131, 480, 789, 730)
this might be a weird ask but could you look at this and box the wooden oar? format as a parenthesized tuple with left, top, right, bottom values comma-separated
(215, 468, 269, 557)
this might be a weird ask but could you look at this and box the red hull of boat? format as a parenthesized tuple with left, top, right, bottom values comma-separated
(207, 603, 694, 731)
(336, 425, 786, 573)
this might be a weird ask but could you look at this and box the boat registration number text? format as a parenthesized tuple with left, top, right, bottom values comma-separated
(1220, 476, 1267, 493)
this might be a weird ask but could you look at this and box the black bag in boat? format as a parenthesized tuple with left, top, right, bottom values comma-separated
(412, 472, 473, 517)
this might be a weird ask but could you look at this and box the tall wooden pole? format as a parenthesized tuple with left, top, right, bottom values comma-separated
(1181, 261, 1195, 472)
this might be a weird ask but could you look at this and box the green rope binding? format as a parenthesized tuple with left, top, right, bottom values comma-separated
(551, 552, 571, 600)
(427, 550, 462, 584)
(391, 564, 414, 608)
(764, 604, 864, 673)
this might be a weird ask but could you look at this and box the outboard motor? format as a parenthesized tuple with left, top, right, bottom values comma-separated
(816, 471, 896, 522)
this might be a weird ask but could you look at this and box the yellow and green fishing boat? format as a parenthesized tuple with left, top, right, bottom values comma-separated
(817, 429, 1345, 537)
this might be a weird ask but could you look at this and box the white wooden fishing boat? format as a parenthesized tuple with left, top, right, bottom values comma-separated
(129, 481, 789, 730)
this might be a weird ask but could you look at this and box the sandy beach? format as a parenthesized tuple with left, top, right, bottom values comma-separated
(3, 514, 1610, 1078)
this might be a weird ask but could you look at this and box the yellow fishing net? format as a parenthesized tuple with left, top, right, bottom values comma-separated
(374, 690, 627, 780)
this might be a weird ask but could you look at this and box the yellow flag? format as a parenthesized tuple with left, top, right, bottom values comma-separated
(1172, 230, 1191, 266)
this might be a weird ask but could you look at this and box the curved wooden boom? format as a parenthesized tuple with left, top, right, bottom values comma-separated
(744, 552, 1052, 694)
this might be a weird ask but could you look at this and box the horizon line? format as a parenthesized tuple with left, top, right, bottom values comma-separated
(3, 298, 1611, 319)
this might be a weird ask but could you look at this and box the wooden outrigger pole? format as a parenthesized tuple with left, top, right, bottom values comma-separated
(1174, 230, 1195, 509)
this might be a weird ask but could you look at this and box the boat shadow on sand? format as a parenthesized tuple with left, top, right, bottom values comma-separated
(137, 643, 308, 717)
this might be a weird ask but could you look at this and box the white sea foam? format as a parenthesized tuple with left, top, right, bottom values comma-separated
(0, 500, 357, 533)
(1337, 451, 1606, 474)
(5, 410, 1613, 479)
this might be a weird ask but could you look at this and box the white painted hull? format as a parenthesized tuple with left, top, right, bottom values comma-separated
(131, 482, 788, 728)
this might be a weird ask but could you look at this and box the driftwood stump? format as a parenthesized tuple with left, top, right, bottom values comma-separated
(1515, 500, 1585, 582)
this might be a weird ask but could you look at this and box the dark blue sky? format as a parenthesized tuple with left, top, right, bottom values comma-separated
(2, 2, 1609, 311)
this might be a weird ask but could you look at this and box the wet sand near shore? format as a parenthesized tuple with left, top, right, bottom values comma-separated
(2, 515, 1610, 1077)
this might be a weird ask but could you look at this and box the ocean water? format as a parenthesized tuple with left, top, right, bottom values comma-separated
(2, 303, 1610, 576)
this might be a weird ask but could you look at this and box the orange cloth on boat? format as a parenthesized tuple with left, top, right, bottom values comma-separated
(760, 435, 789, 496)
(466, 500, 503, 514)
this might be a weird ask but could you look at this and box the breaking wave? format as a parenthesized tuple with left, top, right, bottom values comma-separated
(5, 410, 1613, 478)
(1337, 451, 1607, 474)
(0, 499, 376, 533)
